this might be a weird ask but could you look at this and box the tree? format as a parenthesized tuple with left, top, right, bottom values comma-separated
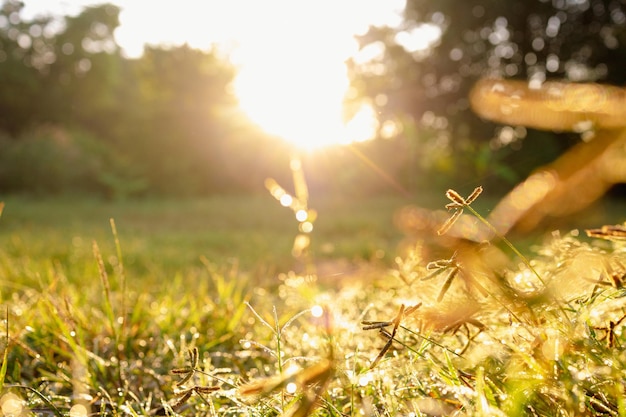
(0, 1, 123, 135)
(348, 0, 626, 188)
(51, 3, 123, 133)
(126, 44, 240, 194)
(0, 0, 51, 133)
(0, 2, 261, 196)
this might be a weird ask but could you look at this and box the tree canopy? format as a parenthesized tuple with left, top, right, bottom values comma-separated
(352, 0, 626, 126)
(3, 0, 626, 197)
(0, 0, 298, 197)
(348, 0, 626, 189)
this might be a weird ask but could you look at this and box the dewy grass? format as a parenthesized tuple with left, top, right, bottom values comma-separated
(439, 186, 546, 286)
(2, 190, 626, 415)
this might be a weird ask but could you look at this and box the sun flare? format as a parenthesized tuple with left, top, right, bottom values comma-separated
(234, 55, 377, 151)
(226, 0, 405, 151)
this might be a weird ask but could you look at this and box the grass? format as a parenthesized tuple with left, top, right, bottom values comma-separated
(1, 190, 626, 416)
(0, 194, 416, 282)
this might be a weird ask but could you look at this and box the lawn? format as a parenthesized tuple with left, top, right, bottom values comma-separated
(0, 193, 415, 282)
(1, 192, 626, 416)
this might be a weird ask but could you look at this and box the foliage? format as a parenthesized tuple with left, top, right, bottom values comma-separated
(3, 0, 626, 197)
(0, 1, 122, 132)
(0, 1, 296, 196)
(124, 44, 239, 195)
(349, 0, 626, 186)
(0, 126, 146, 198)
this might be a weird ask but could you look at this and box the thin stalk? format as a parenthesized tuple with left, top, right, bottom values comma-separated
(273, 306, 286, 412)
(7, 385, 63, 417)
(110, 218, 127, 343)
(398, 325, 463, 358)
(0, 307, 8, 389)
(92, 241, 118, 342)
(463, 204, 545, 286)
(273, 306, 283, 374)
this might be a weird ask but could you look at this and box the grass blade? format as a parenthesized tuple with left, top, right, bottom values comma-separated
(437, 269, 458, 302)
(109, 218, 127, 339)
(245, 302, 277, 335)
(92, 241, 118, 341)
(0, 306, 8, 389)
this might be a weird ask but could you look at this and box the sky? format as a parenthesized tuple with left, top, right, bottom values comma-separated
(21, 1, 408, 149)
(21, 1, 406, 58)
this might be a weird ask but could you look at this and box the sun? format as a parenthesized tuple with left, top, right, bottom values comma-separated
(234, 51, 377, 151)
(226, 0, 404, 151)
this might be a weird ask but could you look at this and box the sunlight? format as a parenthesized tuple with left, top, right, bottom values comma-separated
(229, 0, 401, 150)
(220, 1, 403, 150)
(234, 55, 360, 150)
(25, 0, 406, 150)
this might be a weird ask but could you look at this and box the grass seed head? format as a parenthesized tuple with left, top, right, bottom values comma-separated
(445, 189, 467, 205)
(194, 386, 220, 394)
(172, 390, 193, 408)
(466, 186, 483, 205)
(586, 223, 626, 241)
(437, 209, 463, 236)
(171, 367, 193, 375)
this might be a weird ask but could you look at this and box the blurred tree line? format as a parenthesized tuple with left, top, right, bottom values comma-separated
(348, 0, 626, 194)
(2, 0, 626, 198)
(0, 0, 298, 198)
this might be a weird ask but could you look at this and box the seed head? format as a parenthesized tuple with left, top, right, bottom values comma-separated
(445, 189, 466, 205)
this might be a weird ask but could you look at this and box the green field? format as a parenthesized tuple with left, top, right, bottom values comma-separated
(1, 193, 626, 416)
(0, 194, 415, 281)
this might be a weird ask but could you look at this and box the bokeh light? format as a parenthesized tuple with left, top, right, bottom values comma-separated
(311, 305, 324, 318)
(0, 393, 25, 416)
